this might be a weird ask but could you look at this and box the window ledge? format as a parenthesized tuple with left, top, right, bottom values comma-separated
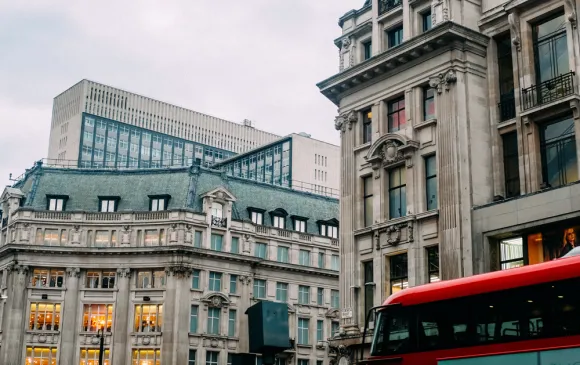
(497, 118, 516, 129)
(29, 286, 65, 290)
(228, 293, 240, 297)
(190, 288, 203, 293)
(26, 330, 61, 334)
(414, 118, 437, 130)
(297, 344, 313, 349)
(416, 210, 439, 221)
(520, 94, 580, 122)
(82, 287, 118, 292)
(354, 142, 372, 152)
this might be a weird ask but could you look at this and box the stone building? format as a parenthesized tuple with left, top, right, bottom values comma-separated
(316, 0, 580, 362)
(0, 162, 340, 365)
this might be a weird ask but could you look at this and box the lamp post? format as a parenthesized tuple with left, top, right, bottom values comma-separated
(97, 327, 105, 365)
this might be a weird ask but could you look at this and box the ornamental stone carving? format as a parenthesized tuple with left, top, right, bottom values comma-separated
(184, 225, 193, 244)
(334, 110, 358, 133)
(339, 37, 353, 71)
(20, 223, 31, 242)
(165, 265, 191, 278)
(386, 225, 402, 245)
(121, 225, 132, 246)
(201, 292, 230, 308)
(71, 225, 82, 245)
(116, 268, 131, 278)
(242, 234, 253, 254)
(366, 134, 419, 169)
(565, 0, 577, 28)
(508, 13, 521, 50)
(169, 224, 178, 243)
(10, 264, 29, 275)
(429, 69, 457, 94)
(239, 275, 252, 285)
(66, 267, 81, 278)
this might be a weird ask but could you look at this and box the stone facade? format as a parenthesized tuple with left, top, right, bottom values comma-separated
(317, 0, 580, 363)
(0, 165, 340, 365)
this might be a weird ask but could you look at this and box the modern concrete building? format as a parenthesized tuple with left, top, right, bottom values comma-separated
(316, 0, 580, 362)
(0, 162, 340, 365)
(48, 79, 281, 164)
(216, 133, 340, 198)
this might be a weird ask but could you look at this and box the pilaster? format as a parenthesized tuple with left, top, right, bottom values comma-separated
(237, 275, 252, 353)
(60, 267, 81, 365)
(112, 268, 131, 365)
(0, 264, 29, 365)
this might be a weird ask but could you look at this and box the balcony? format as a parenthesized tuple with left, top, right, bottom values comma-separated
(498, 91, 516, 122)
(521, 72, 575, 110)
(211, 215, 227, 228)
(379, 0, 402, 15)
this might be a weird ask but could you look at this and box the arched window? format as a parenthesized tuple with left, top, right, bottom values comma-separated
(211, 202, 223, 218)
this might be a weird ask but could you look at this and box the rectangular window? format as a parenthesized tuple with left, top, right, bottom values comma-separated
(327, 225, 338, 239)
(150, 197, 167, 211)
(500, 237, 524, 269)
(29, 303, 61, 331)
(136, 270, 165, 289)
(208, 272, 222, 291)
(210, 234, 223, 251)
(299, 285, 310, 304)
(422, 10, 432, 32)
(253, 279, 266, 299)
(48, 197, 66, 211)
(388, 96, 406, 132)
(502, 132, 520, 198)
(387, 25, 403, 48)
(534, 14, 569, 85)
(299, 250, 311, 266)
(82, 304, 113, 332)
(189, 349, 196, 365)
(80, 349, 110, 365)
(298, 318, 310, 345)
(207, 308, 220, 335)
(132, 349, 161, 365)
(390, 253, 408, 294)
(191, 270, 200, 289)
(427, 246, 440, 282)
(194, 231, 202, 248)
(144, 230, 159, 246)
(331, 290, 339, 309)
(331, 321, 340, 337)
(99, 198, 117, 212)
(31, 269, 64, 288)
(94, 230, 109, 247)
(231, 237, 239, 253)
(25, 348, 58, 365)
(206, 351, 219, 365)
(298, 361, 309, 365)
(497, 33, 515, 121)
(190, 305, 199, 333)
(423, 87, 435, 121)
(317, 288, 324, 306)
(389, 166, 406, 219)
(363, 40, 372, 60)
(277, 246, 289, 263)
(540, 117, 577, 188)
(230, 275, 238, 294)
(43, 229, 59, 246)
(251, 211, 263, 225)
(363, 176, 373, 227)
(317, 320, 324, 342)
(294, 219, 307, 233)
(273, 216, 285, 229)
(276, 282, 288, 302)
(228, 310, 236, 337)
(425, 155, 437, 211)
(86, 270, 116, 289)
(331, 255, 340, 271)
(364, 261, 374, 321)
(134, 304, 163, 332)
(318, 252, 325, 269)
(363, 108, 372, 144)
(255, 243, 267, 259)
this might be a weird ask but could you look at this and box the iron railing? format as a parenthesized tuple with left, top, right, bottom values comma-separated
(498, 91, 516, 122)
(521, 72, 575, 110)
(211, 216, 227, 228)
(379, 0, 402, 15)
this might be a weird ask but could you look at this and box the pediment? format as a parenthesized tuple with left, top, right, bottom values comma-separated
(200, 186, 236, 203)
(365, 133, 419, 168)
(200, 292, 231, 308)
(0, 187, 24, 202)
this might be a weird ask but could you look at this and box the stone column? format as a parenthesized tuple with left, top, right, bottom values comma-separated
(167, 266, 192, 365)
(0, 264, 29, 365)
(112, 268, 131, 365)
(334, 110, 359, 335)
(60, 267, 81, 365)
(161, 266, 178, 365)
(237, 275, 252, 353)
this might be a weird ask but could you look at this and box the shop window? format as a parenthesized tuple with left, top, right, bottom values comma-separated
(500, 237, 524, 269)
(25, 348, 58, 365)
(132, 349, 161, 365)
(81, 349, 110, 365)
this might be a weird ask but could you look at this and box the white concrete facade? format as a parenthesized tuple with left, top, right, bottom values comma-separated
(317, 0, 580, 363)
(48, 80, 281, 162)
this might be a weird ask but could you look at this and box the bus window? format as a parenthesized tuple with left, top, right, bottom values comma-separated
(371, 308, 412, 356)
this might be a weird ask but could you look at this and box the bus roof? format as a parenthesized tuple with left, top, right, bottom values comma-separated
(383, 255, 580, 307)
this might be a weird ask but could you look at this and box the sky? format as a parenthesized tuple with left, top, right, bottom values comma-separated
(0, 0, 362, 187)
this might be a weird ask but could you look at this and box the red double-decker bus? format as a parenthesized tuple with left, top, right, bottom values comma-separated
(362, 253, 580, 364)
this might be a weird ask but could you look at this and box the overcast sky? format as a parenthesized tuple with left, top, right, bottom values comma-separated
(0, 0, 361, 187)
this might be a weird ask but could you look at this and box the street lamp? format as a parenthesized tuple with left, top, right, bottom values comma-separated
(97, 326, 105, 365)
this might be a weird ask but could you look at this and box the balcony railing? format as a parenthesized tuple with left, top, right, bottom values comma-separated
(211, 216, 227, 228)
(379, 0, 402, 15)
(498, 91, 516, 122)
(521, 72, 575, 110)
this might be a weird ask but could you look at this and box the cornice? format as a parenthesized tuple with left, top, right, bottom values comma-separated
(317, 22, 490, 105)
(338, 3, 372, 27)
(334, 20, 373, 48)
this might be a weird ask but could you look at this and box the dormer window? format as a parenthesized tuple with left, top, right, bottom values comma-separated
(248, 207, 266, 225)
(47, 195, 68, 211)
(148, 195, 171, 212)
(211, 202, 223, 218)
(292, 215, 309, 233)
(318, 219, 339, 239)
(270, 208, 288, 229)
(98, 196, 120, 212)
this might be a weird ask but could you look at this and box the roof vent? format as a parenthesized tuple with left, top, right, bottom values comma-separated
(298, 132, 311, 138)
(243, 119, 254, 128)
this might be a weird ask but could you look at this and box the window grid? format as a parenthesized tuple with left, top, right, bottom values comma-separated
(299, 286, 310, 305)
(298, 318, 310, 345)
(276, 282, 288, 302)
(207, 308, 220, 335)
(134, 304, 163, 332)
(425, 155, 437, 211)
(427, 246, 440, 283)
(254, 279, 266, 299)
(389, 166, 406, 219)
(209, 272, 222, 292)
(387, 96, 406, 132)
